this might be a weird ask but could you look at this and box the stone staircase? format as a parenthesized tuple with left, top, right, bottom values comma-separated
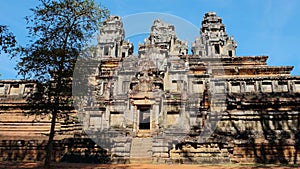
(130, 138, 152, 164)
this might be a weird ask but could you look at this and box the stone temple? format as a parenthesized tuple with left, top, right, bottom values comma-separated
(1, 12, 300, 164)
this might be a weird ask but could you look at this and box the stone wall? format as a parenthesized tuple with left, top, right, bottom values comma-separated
(0, 138, 111, 163)
(2, 12, 300, 165)
(168, 143, 230, 164)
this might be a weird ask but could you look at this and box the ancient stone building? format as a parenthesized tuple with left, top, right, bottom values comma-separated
(1, 12, 300, 164)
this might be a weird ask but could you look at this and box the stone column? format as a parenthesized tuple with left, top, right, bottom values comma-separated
(133, 105, 137, 133)
(105, 107, 110, 128)
(153, 103, 160, 131)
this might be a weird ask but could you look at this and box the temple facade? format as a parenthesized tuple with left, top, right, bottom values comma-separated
(1, 12, 300, 164)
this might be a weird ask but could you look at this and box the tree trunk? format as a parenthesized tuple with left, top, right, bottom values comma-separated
(44, 79, 61, 168)
(44, 108, 58, 168)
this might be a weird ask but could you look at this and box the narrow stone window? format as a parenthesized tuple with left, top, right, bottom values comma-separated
(231, 82, 240, 93)
(110, 111, 123, 127)
(9, 84, 19, 95)
(214, 44, 220, 54)
(278, 81, 288, 92)
(228, 50, 233, 56)
(115, 45, 118, 57)
(167, 111, 179, 127)
(171, 80, 177, 92)
(262, 82, 272, 92)
(294, 81, 300, 92)
(215, 82, 225, 93)
(104, 46, 109, 55)
(192, 81, 204, 93)
(245, 82, 255, 92)
(0, 84, 5, 96)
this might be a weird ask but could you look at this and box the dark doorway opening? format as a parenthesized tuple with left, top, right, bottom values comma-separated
(214, 44, 220, 54)
(104, 46, 109, 55)
(139, 106, 150, 130)
(228, 50, 233, 56)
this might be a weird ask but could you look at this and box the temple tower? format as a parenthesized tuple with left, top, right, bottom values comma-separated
(138, 19, 188, 58)
(192, 12, 237, 57)
(97, 16, 133, 58)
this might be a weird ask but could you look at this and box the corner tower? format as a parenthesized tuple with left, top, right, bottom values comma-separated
(97, 16, 133, 58)
(192, 12, 237, 57)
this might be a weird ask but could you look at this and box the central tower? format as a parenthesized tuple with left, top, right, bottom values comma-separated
(192, 12, 237, 57)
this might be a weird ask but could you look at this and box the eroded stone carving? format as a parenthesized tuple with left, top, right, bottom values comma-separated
(1, 12, 300, 164)
(192, 12, 237, 57)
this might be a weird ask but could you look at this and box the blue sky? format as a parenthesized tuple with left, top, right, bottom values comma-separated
(1, 0, 300, 79)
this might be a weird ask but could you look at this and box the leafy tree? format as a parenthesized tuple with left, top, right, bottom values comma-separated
(15, 0, 109, 167)
(0, 25, 16, 55)
(0, 25, 17, 76)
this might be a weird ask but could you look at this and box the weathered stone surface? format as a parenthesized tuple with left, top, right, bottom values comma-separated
(1, 12, 300, 165)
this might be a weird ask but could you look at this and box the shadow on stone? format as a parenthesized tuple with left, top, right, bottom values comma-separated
(60, 138, 111, 164)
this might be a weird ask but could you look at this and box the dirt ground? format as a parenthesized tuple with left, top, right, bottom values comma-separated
(0, 162, 300, 169)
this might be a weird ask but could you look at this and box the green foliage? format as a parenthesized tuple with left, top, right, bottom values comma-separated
(0, 25, 17, 55)
(16, 0, 109, 81)
(15, 0, 110, 119)
(13, 0, 109, 167)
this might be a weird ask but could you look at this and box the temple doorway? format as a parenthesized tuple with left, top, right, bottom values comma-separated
(138, 106, 151, 130)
